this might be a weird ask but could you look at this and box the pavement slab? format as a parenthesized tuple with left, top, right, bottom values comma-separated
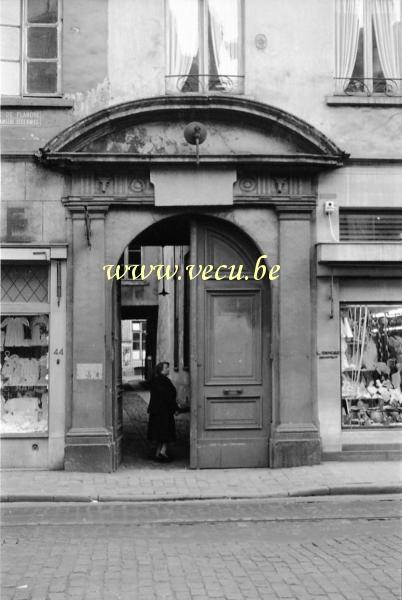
(1, 461, 401, 503)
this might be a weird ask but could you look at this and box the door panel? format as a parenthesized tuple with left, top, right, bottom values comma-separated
(191, 220, 270, 469)
(204, 394, 263, 429)
(205, 290, 261, 383)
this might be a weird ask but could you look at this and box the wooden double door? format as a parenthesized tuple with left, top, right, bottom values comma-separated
(189, 220, 270, 468)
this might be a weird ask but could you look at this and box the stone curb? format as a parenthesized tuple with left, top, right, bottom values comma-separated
(0, 484, 401, 503)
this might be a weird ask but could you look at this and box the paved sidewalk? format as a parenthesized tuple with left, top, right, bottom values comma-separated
(1, 461, 400, 502)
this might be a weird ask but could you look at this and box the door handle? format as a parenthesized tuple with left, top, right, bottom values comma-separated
(222, 389, 243, 395)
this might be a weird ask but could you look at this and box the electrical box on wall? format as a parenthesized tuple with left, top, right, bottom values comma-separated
(324, 200, 336, 214)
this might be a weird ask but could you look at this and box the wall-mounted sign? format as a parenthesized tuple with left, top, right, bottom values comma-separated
(7, 207, 29, 240)
(1, 111, 41, 127)
(76, 363, 103, 380)
(317, 351, 340, 359)
(151, 166, 236, 206)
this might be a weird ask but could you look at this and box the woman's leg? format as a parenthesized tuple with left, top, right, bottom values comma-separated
(160, 443, 168, 456)
(155, 442, 162, 457)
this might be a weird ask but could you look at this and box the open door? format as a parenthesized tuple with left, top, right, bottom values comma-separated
(190, 220, 270, 468)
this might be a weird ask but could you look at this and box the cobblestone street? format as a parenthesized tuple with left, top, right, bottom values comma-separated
(1, 498, 401, 600)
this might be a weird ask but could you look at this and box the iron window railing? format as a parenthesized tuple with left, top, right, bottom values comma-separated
(334, 77, 402, 97)
(165, 74, 244, 94)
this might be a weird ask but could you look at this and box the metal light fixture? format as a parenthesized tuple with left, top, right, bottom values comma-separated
(184, 122, 207, 165)
(158, 246, 169, 296)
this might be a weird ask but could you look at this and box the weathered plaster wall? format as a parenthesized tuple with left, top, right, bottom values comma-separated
(108, 0, 165, 103)
(2, 0, 400, 156)
(59, 0, 402, 157)
(0, 161, 67, 243)
(246, 0, 402, 157)
(0, 109, 73, 153)
(63, 0, 108, 94)
(83, 120, 313, 154)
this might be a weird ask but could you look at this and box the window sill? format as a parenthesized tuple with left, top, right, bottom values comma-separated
(326, 95, 402, 106)
(0, 432, 48, 438)
(1, 96, 74, 109)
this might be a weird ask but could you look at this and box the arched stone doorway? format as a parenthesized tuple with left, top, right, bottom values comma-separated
(38, 95, 346, 472)
(112, 214, 271, 469)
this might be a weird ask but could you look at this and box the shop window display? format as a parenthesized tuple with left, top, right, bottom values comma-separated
(1, 315, 49, 434)
(341, 305, 402, 428)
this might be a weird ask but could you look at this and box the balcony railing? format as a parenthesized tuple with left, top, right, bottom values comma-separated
(334, 77, 402, 97)
(165, 74, 245, 95)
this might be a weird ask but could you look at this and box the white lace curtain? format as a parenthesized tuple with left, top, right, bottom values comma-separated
(166, 0, 198, 92)
(208, 0, 239, 84)
(372, 0, 401, 86)
(335, 0, 361, 93)
(166, 0, 240, 92)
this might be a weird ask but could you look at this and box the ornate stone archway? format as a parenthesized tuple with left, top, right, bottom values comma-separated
(38, 96, 347, 471)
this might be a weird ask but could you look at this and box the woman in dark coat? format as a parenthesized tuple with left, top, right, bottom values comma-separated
(147, 361, 180, 462)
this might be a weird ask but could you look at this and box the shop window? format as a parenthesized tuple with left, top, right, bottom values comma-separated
(0, 0, 61, 96)
(335, 0, 402, 96)
(165, 0, 244, 94)
(1, 314, 49, 434)
(341, 305, 402, 428)
(340, 210, 402, 241)
(1, 264, 48, 303)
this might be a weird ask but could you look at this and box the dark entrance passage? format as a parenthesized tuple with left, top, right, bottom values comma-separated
(118, 230, 191, 467)
(121, 385, 190, 468)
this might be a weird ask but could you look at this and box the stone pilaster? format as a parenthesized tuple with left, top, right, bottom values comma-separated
(64, 202, 115, 472)
(270, 205, 321, 467)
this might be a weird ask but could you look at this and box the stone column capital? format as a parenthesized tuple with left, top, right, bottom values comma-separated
(275, 201, 316, 217)
(63, 197, 110, 219)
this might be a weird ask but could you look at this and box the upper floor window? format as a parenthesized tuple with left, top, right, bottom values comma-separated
(165, 0, 243, 94)
(335, 0, 402, 96)
(0, 0, 61, 96)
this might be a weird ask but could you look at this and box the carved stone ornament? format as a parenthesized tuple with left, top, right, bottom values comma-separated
(128, 178, 145, 193)
(255, 34, 267, 50)
(273, 177, 289, 195)
(238, 177, 257, 193)
(97, 177, 112, 194)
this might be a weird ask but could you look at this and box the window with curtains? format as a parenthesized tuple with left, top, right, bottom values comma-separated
(335, 0, 402, 96)
(0, 0, 61, 96)
(165, 0, 244, 94)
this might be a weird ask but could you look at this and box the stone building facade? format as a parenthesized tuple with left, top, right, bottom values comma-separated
(1, 0, 401, 470)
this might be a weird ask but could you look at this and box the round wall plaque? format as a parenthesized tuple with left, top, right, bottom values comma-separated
(255, 34, 267, 50)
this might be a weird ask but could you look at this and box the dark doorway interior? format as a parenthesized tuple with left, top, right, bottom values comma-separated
(118, 228, 191, 468)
